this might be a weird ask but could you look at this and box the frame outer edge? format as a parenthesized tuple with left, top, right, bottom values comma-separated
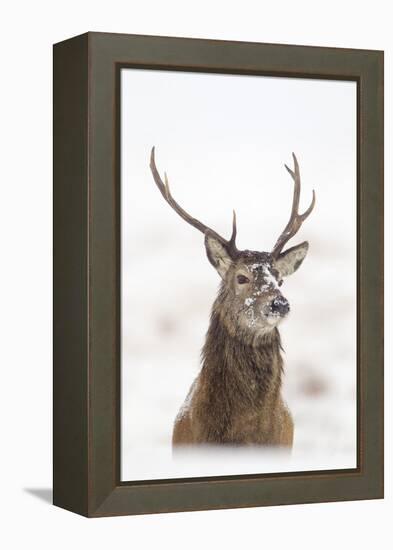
(360, 50, 384, 497)
(53, 33, 90, 517)
(59, 32, 384, 516)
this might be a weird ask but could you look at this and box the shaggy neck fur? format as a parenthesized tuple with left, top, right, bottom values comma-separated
(197, 288, 284, 443)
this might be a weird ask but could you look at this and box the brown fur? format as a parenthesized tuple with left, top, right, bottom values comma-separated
(172, 252, 294, 448)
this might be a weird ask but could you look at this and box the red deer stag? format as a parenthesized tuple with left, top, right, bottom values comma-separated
(150, 148, 315, 448)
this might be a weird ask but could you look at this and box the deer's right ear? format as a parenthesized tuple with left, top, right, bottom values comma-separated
(204, 233, 233, 279)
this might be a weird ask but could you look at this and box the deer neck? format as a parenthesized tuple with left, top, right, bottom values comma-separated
(201, 302, 283, 405)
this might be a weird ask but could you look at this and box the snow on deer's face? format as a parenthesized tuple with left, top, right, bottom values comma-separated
(204, 239, 309, 336)
(228, 251, 290, 334)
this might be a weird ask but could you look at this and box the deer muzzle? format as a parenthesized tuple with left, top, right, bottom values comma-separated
(269, 296, 290, 317)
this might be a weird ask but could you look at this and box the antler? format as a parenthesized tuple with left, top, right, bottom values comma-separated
(271, 153, 316, 258)
(150, 147, 238, 255)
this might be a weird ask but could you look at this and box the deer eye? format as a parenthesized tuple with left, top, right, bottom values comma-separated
(278, 279, 283, 287)
(237, 275, 250, 284)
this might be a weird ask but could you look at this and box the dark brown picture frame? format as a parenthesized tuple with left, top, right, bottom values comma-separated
(53, 32, 384, 517)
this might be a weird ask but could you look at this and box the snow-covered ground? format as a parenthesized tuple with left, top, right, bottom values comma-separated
(121, 70, 357, 481)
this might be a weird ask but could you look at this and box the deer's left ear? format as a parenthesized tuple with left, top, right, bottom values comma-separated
(204, 232, 233, 279)
(274, 241, 309, 277)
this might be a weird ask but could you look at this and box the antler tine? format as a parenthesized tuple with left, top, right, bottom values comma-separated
(229, 209, 237, 246)
(272, 153, 316, 258)
(284, 153, 301, 217)
(150, 147, 238, 253)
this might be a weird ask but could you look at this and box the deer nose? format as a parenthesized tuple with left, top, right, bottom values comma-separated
(270, 296, 290, 316)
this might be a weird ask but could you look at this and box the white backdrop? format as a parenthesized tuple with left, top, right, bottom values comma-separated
(1, 1, 391, 549)
(121, 70, 357, 480)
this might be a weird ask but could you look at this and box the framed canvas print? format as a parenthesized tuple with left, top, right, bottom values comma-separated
(53, 32, 384, 517)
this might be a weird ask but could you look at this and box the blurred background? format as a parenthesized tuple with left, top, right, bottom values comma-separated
(121, 69, 357, 481)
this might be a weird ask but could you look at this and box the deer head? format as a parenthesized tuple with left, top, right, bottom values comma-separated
(150, 148, 315, 336)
